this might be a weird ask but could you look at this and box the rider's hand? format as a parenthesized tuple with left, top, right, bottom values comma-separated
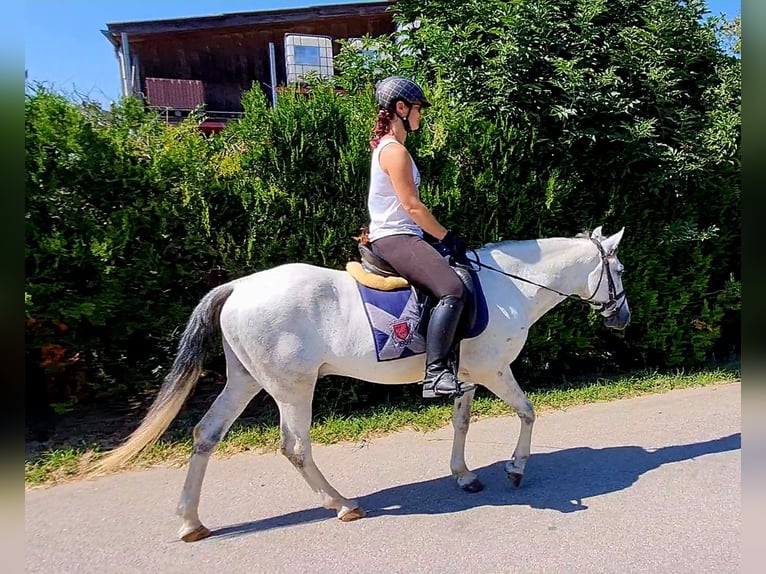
(441, 230, 469, 263)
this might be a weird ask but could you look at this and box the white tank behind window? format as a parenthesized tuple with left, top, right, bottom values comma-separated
(284, 34, 334, 84)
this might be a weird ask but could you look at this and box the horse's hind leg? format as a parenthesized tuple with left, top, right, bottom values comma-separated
(177, 341, 263, 542)
(480, 366, 535, 487)
(275, 392, 365, 521)
(450, 387, 484, 492)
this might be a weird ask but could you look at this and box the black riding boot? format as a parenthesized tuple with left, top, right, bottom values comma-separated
(422, 295, 475, 399)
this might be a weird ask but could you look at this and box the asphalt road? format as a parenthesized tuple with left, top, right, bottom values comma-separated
(25, 382, 741, 574)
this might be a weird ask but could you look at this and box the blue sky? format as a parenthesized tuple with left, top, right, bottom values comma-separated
(24, 0, 741, 108)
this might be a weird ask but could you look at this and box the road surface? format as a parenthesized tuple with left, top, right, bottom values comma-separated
(26, 382, 741, 573)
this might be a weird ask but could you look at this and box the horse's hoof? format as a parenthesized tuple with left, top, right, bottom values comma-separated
(339, 506, 366, 522)
(507, 471, 523, 488)
(181, 525, 211, 543)
(461, 478, 484, 493)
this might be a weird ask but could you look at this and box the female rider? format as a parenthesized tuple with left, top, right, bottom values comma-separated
(366, 76, 474, 399)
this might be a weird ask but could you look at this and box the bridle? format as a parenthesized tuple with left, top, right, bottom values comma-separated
(464, 238, 626, 316)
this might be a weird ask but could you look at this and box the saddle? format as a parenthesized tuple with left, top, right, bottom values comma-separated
(346, 242, 485, 340)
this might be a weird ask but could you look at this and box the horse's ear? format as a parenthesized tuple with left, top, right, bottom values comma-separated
(601, 227, 625, 254)
(591, 226, 604, 240)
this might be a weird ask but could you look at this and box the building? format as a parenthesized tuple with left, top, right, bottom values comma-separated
(102, 1, 396, 130)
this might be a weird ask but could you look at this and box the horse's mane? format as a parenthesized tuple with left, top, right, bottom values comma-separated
(474, 231, 597, 268)
(480, 230, 593, 251)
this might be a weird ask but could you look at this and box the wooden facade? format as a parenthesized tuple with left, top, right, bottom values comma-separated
(103, 2, 396, 116)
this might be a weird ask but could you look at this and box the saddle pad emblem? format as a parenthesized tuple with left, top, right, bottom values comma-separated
(356, 284, 426, 362)
(392, 321, 411, 343)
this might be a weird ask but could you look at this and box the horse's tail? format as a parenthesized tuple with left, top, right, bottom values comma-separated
(90, 283, 235, 475)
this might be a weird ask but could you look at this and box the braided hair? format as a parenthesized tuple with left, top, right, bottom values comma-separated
(369, 108, 396, 149)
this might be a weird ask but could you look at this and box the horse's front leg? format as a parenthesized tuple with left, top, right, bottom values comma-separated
(481, 366, 535, 487)
(450, 387, 484, 492)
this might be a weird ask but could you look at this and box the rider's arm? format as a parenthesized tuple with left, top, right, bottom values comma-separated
(379, 143, 448, 241)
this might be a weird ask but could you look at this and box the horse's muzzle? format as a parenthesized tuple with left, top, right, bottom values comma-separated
(603, 304, 630, 330)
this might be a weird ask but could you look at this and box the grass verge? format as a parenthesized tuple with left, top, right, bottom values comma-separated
(25, 365, 739, 488)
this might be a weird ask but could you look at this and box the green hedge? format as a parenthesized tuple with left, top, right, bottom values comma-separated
(25, 0, 739, 410)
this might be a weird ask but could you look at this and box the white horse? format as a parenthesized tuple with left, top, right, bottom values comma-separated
(94, 226, 630, 542)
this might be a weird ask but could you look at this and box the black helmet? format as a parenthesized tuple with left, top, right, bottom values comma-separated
(375, 76, 431, 111)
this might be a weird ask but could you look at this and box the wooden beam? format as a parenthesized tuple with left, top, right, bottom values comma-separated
(106, 1, 394, 37)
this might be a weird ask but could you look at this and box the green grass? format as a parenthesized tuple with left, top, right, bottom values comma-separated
(25, 365, 739, 487)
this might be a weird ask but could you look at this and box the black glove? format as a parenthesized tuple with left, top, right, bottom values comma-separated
(441, 230, 469, 264)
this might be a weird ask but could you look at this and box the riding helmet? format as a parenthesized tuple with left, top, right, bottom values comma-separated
(374, 76, 431, 111)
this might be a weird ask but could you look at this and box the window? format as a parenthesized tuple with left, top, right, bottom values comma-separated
(294, 45, 321, 67)
(348, 37, 380, 68)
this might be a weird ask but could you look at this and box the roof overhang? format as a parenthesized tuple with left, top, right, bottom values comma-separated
(103, 1, 394, 44)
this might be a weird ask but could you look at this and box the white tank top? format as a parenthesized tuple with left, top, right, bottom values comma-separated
(367, 138, 423, 241)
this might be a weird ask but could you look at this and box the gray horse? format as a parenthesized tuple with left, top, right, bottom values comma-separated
(94, 226, 630, 542)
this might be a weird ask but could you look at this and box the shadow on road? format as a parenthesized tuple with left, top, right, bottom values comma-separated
(210, 433, 740, 540)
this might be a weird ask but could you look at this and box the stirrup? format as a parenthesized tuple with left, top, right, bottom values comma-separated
(422, 376, 476, 399)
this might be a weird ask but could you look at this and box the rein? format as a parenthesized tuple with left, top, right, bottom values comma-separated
(464, 238, 625, 315)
